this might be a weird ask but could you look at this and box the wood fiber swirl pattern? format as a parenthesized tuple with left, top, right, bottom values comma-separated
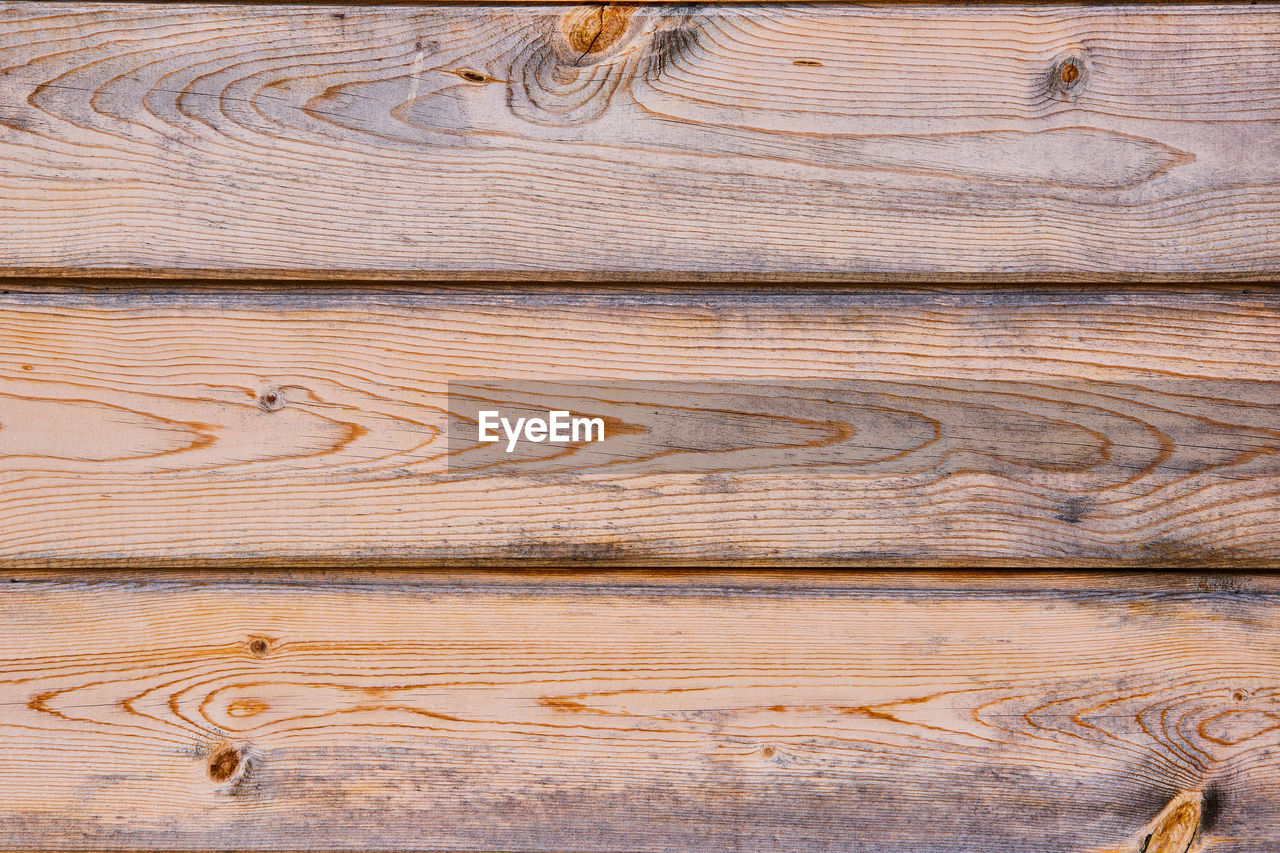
(1, 285, 1278, 566)
(3, 4, 1280, 278)
(0, 573, 1276, 850)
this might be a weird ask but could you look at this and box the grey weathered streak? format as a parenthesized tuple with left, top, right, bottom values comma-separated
(1, 284, 1279, 566)
(0, 570, 1275, 851)
(3, 3, 1280, 279)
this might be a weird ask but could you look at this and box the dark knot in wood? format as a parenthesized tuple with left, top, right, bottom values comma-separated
(207, 744, 242, 783)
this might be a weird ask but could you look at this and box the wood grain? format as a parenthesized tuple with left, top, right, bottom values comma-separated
(4, 3, 1280, 279)
(0, 571, 1277, 850)
(1, 284, 1278, 566)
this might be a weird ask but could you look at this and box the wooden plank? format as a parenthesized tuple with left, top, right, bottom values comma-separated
(1, 284, 1278, 566)
(0, 570, 1276, 850)
(4, 3, 1280, 279)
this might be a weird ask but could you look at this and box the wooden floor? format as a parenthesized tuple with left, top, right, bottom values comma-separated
(0, 570, 1276, 851)
(3, 0, 1280, 849)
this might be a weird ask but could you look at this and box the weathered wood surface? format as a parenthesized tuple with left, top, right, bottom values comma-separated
(1, 284, 1278, 566)
(0, 570, 1275, 850)
(4, 3, 1280, 279)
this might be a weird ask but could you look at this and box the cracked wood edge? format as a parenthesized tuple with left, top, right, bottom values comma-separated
(1, 284, 1279, 566)
(4, 3, 1280, 279)
(0, 573, 1274, 850)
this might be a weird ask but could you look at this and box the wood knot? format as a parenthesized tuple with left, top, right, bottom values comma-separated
(258, 389, 285, 412)
(562, 5, 635, 62)
(1050, 53, 1087, 97)
(1142, 792, 1201, 853)
(1059, 60, 1080, 87)
(207, 744, 243, 783)
(246, 636, 271, 658)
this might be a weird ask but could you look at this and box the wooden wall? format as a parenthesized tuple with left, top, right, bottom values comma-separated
(2, 1, 1279, 849)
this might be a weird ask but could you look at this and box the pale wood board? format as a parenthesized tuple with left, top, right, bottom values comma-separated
(4, 3, 1280, 279)
(0, 570, 1275, 850)
(1, 284, 1278, 566)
